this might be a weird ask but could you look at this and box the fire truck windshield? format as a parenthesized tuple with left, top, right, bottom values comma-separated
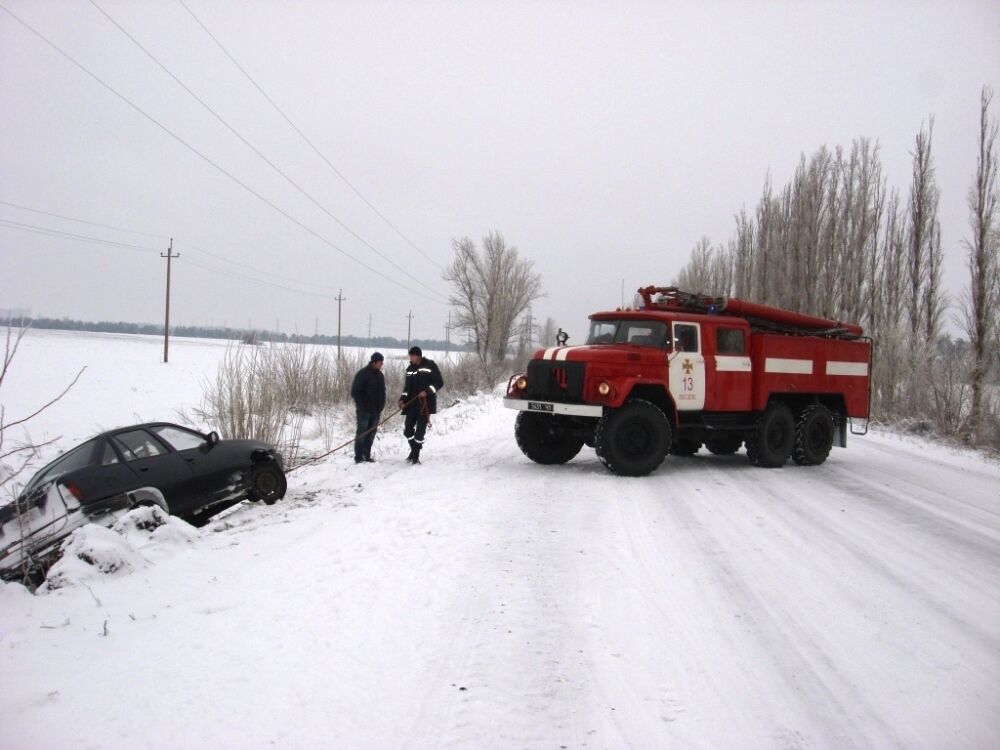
(587, 320, 668, 347)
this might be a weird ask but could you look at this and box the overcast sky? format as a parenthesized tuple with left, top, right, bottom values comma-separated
(1, 0, 998, 344)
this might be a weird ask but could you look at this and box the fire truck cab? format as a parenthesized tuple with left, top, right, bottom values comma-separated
(503, 287, 872, 476)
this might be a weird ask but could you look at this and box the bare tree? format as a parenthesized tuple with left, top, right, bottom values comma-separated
(902, 119, 944, 414)
(539, 317, 558, 347)
(0, 321, 85, 499)
(443, 231, 544, 385)
(961, 86, 1000, 444)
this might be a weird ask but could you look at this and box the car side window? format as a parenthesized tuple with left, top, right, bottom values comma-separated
(101, 442, 121, 465)
(113, 430, 167, 461)
(673, 323, 700, 353)
(152, 425, 208, 451)
(716, 327, 746, 355)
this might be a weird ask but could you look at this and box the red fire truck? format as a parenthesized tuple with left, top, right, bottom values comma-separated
(504, 286, 872, 476)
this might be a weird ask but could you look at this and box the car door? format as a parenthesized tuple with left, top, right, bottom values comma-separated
(110, 428, 194, 514)
(68, 439, 143, 513)
(668, 321, 706, 411)
(148, 425, 240, 511)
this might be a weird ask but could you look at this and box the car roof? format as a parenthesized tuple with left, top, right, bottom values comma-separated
(91, 422, 198, 441)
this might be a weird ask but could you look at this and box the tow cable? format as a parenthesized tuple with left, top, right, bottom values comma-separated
(286, 394, 430, 473)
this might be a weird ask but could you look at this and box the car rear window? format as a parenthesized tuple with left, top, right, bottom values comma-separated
(26, 440, 97, 492)
(151, 425, 207, 451)
(113, 430, 167, 461)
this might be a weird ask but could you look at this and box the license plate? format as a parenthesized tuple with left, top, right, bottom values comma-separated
(527, 401, 554, 412)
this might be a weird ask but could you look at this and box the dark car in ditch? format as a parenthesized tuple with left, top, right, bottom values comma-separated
(0, 422, 286, 581)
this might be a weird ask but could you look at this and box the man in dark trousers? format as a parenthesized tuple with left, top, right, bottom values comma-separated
(351, 352, 386, 463)
(398, 346, 444, 464)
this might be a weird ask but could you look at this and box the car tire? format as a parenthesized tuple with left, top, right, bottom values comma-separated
(746, 403, 795, 468)
(792, 405, 835, 466)
(669, 438, 702, 457)
(515, 412, 585, 465)
(595, 399, 671, 476)
(705, 436, 742, 455)
(247, 461, 287, 505)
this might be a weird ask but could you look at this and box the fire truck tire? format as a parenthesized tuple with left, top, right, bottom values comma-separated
(746, 403, 795, 468)
(515, 412, 585, 465)
(595, 399, 671, 476)
(792, 404, 835, 465)
(705, 436, 743, 455)
(670, 438, 702, 456)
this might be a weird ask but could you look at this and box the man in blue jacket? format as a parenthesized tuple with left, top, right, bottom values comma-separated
(351, 352, 386, 463)
(398, 346, 444, 464)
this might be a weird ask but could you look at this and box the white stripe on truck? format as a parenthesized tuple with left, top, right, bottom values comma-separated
(765, 357, 813, 374)
(826, 361, 869, 377)
(715, 355, 752, 372)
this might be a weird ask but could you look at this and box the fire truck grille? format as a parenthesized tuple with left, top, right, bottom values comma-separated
(525, 360, 586, 402)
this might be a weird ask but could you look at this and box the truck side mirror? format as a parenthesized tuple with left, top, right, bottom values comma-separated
(207, 431, 220, 447)
(556, 328, 569, 346)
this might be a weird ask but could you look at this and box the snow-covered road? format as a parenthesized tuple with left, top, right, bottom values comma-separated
(3, 390, 998, 749)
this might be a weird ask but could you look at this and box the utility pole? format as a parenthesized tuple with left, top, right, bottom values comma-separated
(161, 239, 179, 363)
(314, 317, 319, 338)
(367, 313, 373, 346)
(525, 307, 533, 350)
(335, 289, 346, 358)
(406, 310, 414, 349)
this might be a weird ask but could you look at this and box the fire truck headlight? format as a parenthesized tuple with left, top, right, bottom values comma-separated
(598, 382, 611, 396)
(515, 377, 528, 390)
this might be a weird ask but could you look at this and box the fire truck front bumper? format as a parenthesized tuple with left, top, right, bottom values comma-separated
(502, 398, 604, 418)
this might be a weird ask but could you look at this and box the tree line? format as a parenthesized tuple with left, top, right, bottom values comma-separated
(0, 315, 470, 353)
(674, 87, 998, 449)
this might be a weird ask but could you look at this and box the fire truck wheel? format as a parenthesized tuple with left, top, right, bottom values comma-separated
(595, 399, 671, 476)
(792, 405, 835, 465)
(670, 438, 702, 457)
(515, 412, 585, 465)
(705, 436, 743, 455)
(746, 403, 795, 468)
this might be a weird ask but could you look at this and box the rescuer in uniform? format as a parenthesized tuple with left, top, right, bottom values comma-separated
(350, 352, 386, 463)
(398, 346, 444, 464)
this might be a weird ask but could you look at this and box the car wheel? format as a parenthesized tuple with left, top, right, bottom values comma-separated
(514, 412, 585, 465)
(746, 403, 795, 468)
(248, 462, 287, 505)
(595, 398, 671, 476)
(669, 438, 702, 456)
(792, 405, 835, 465)
(705, 436, 743, 455)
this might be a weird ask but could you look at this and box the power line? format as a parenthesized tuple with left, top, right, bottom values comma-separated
(87, 0, 445, 301)
(0, 218, 159, 253)
(0, 2, 441, 304)
(0, 199, 168, 239)
(0, 217, 342, 299)
(176, 0, 443, 271)
(0, 199, 345, 293)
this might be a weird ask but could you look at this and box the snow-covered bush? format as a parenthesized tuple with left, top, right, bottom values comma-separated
(40, 508, 197, 592)
(41, 525, 145, 590)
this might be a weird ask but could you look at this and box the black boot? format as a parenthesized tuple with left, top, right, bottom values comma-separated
(410, 446, 422, 465)
(406, 441, 417, 463)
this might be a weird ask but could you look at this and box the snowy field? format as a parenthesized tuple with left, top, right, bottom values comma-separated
(1, 329, 999, 749)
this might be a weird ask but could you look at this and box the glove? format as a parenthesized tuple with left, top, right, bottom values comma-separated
(397, 399, 405, 410)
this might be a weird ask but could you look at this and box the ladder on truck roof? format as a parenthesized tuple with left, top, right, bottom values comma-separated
(637, 286, 865, 339)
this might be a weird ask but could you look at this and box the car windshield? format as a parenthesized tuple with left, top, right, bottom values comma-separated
(151, 425, 207, 451)
(587, 320, 668, 348)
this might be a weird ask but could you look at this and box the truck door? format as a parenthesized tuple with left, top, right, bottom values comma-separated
(669, 322, 705, 410)
(710, 324, 753, 411)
